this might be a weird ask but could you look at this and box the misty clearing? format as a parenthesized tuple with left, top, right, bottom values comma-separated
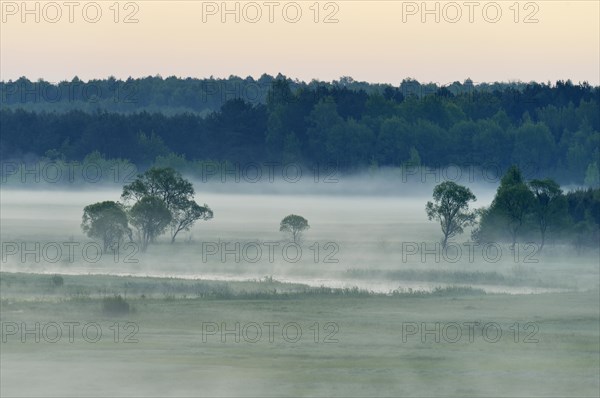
(2, 6, 600, 394)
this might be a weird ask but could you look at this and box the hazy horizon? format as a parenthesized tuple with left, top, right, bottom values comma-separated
(1, 1, 598, 84)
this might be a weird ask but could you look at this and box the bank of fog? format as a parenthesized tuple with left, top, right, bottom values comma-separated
(1, 173, 597, 293)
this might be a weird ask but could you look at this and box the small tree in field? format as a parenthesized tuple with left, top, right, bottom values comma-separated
(426, 181, 477, 248)
(280, 214, 309, 243)
(82, 201, 131, 251)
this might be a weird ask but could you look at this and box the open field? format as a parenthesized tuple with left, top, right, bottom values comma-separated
(1, 188, 599, 397)
(1, 272, 599, 397)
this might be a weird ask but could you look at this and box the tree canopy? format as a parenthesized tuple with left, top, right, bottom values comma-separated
(129, 196, 172, 251)
(280, 214, 310, 243)
(81, 201, 131, 251)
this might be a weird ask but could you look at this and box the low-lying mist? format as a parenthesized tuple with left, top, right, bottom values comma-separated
(1, 172, 597, 295)
(2, 171, 599, 398)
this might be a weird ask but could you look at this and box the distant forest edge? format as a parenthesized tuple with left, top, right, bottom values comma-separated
(1, 75, 599, 185)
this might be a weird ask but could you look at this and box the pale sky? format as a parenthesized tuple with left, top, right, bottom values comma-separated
(1, 0, 599, 84)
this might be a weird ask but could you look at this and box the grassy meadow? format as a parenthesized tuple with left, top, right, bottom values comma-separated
(1, 189, 599, 397)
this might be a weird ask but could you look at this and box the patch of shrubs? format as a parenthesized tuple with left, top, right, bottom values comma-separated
(102, 295, 130, 315)
(51, 275, 64, 287)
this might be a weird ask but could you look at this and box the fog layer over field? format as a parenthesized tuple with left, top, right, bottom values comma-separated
(1, 172, 597, 294)
(2, 172, 600, 398)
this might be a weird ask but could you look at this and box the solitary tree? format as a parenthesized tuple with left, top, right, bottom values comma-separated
(426, 181, 477, 248)
(81, 201, 131, 251)
(128, 196, 172, 251)
(528, 179, 566, 251)
(170, 200, 213, 243)
(280, 214, 310, 243)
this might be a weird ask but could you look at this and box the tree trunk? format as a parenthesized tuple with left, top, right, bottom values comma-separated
(510, 228, 517, 251)
(141, 231, 149, 252)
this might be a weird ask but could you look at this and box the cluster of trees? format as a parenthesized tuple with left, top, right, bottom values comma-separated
(81, 167, 311, 250)
(2, 76, 599, 184)
(474, 166, 600, 252)
(82, 168, 213, 251)
(427, 166, 600, 252)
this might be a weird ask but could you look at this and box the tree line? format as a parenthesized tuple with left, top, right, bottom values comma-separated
(1, 75, 563, 115)
(2, 76, 598, 184)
